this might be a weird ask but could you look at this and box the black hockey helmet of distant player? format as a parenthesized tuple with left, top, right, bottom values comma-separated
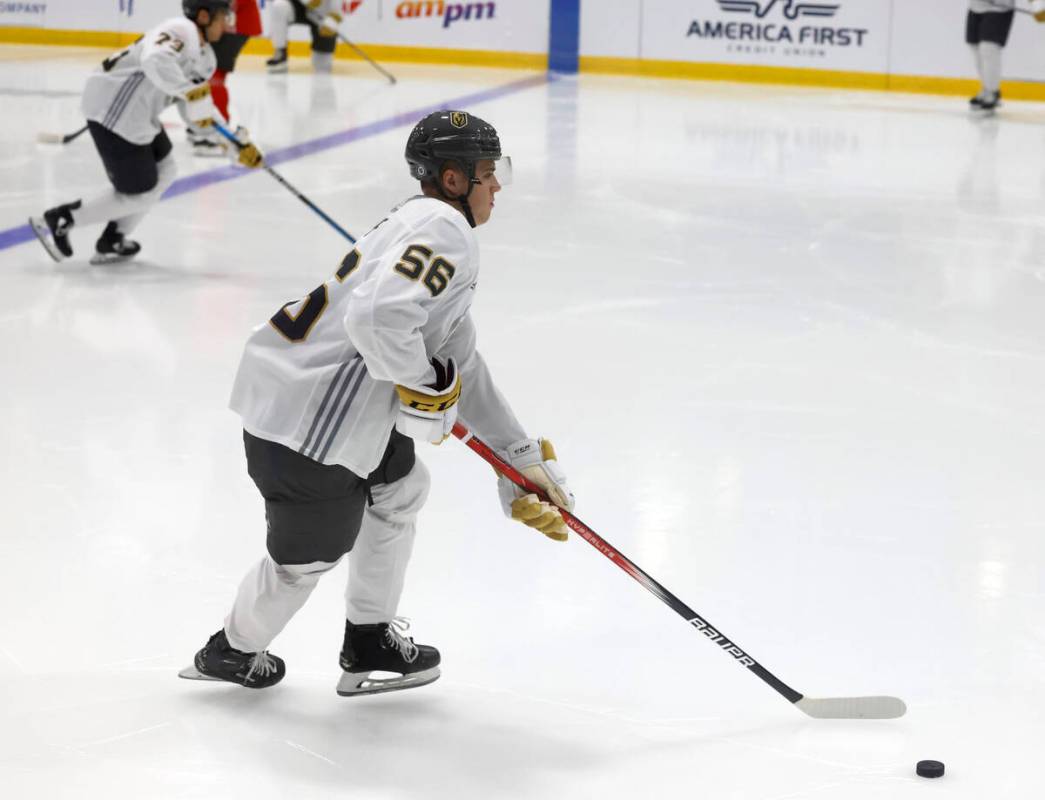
(183, 0, 233, 22)
(405, 110, 512, 227)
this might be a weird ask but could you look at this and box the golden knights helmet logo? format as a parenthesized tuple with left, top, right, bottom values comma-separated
(450, 111, 469, 129)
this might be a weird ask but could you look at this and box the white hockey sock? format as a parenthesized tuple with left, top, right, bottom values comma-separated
(224, 556, 339, 652)
(969, 44, 985, 96)
(269, 0, 293, 49)
(346, 462, 429, 624)
(312, 51, 334, 73)
(71, 155, 177, 232)
(980, 42, 1003, 94)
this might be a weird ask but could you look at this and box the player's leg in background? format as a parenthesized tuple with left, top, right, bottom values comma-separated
(266, 0, 295, 72)
(966, 10, 987, 106)
(976, 10, 1014, 112)
(309, 21, 337, 74)
(211, 33, 250, 121)
(31, 124, 179, 263)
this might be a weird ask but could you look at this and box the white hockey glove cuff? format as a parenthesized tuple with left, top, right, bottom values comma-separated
(318, 12, 342, 37)
(394, 357, 460, 445)
(497, 438, 574, 542)
(184, 83, 216, 129)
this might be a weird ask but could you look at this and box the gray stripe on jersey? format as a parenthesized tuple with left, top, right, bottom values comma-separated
(299, 358, 357, 457)
(103, 72, 145, 129)
(315, 362, 369, 463)
(102, 73, 139, 128)
(307, 358, 366, 461)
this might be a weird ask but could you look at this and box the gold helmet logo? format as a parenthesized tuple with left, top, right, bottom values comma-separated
(450, 111, 469, 129)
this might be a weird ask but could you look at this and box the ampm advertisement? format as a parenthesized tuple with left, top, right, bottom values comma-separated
(1, 0, 549, 57)
(642, 0, 891, 72)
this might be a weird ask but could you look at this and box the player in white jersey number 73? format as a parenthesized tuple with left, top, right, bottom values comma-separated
(179, 110, 577, 696)
(29, 0, 264, 266)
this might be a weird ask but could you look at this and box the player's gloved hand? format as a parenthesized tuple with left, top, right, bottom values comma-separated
(497, 438, 574, 542)
(1032, 0, 1045, 22)
(184, 83, 216, 128)
(318, 11, 342, 37)
(226, 126, 263, 168)
(394, 357, 460, 445)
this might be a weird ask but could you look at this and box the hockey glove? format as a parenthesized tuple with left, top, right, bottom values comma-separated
(1033, 0, 1045, 22)
(225, 126, 264, 169)
(497, 438, 574, 542)
(318, 11, 343, 37)
(395, 357, 461, 445)
(184, 83, 216, 129)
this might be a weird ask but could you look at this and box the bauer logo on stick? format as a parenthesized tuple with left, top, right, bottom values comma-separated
(450, 111, 469, 129)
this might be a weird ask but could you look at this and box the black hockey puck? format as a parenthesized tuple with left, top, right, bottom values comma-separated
(916, 760, 945, 778)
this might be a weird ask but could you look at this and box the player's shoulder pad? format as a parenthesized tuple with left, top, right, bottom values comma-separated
(150, 16, 202, 57)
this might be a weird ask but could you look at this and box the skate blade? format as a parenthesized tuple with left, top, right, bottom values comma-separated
(267, 64, 289, 74)
(190, 145, 229, 158)
(178, 665, 224, 681)
(28, 217, 63, 263)
(89, 252, 137, 266)
(336, 666, 440, 697)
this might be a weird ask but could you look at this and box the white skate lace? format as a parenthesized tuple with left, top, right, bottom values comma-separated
(383, 617, 419, 664)
(245, 650, 278, 681)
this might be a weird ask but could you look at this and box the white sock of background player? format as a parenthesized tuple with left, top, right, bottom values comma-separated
(268, 0, 293, 51)
(69, 155, 178, 235)
(979, 42, 1002, 96)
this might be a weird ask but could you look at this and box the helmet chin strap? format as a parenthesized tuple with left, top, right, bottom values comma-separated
(434, 173, 480, 228)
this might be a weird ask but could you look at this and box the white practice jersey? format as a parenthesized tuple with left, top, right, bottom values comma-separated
(970, 0, 1013, 12)
(230, 197, 527, 476)
(82, 17, 216, 145)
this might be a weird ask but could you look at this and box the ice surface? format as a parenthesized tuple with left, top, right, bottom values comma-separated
(1, 45, 1044, 798)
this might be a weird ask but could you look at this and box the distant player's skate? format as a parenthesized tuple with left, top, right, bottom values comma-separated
(969, 90, 1001, 116)
(179, 629, 286, 688)
(29, 201, 79, 262)
(89, 222, 142, 265)
(337, 619, 440, 697)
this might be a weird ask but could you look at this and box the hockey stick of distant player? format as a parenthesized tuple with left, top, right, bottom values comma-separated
(37, 124, 88, 145)
(985, 0, 1039, 16)
(308, 12, 397, 84)
(213, 122, 357, 244)
(452, 422, 907, 720)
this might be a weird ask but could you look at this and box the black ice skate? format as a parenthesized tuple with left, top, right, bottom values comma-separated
(337, 618, 441, 697)
(29, 200, 80, 262)
(178, 629, 286, 689)
(971, 91, 1001, 115)
(90, 222, 141, 265)
(266, 48, 289, 73)
(187, 127, 228, 158)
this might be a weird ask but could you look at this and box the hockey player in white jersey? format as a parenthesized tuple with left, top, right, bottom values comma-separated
(265, 0, 342, 73)
(29, 0, 264, 265)
(180, 110, 575, 695)
(966, 0, 1045, 112)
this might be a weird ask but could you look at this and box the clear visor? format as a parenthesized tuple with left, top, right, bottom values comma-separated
(477, 156, 512, 187)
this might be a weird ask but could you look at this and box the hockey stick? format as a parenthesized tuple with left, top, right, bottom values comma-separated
(308, 12, 397, 84)
(985, 0, 1038, 16)
(452, 422, 907, 720)
(37, 124, 88, 145)
(213, 122, 357, 244)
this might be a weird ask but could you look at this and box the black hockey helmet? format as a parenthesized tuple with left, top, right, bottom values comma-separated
(183, 0, 232, 22)
(405, 110, 508, 227)
(405, 110, 503, 184)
